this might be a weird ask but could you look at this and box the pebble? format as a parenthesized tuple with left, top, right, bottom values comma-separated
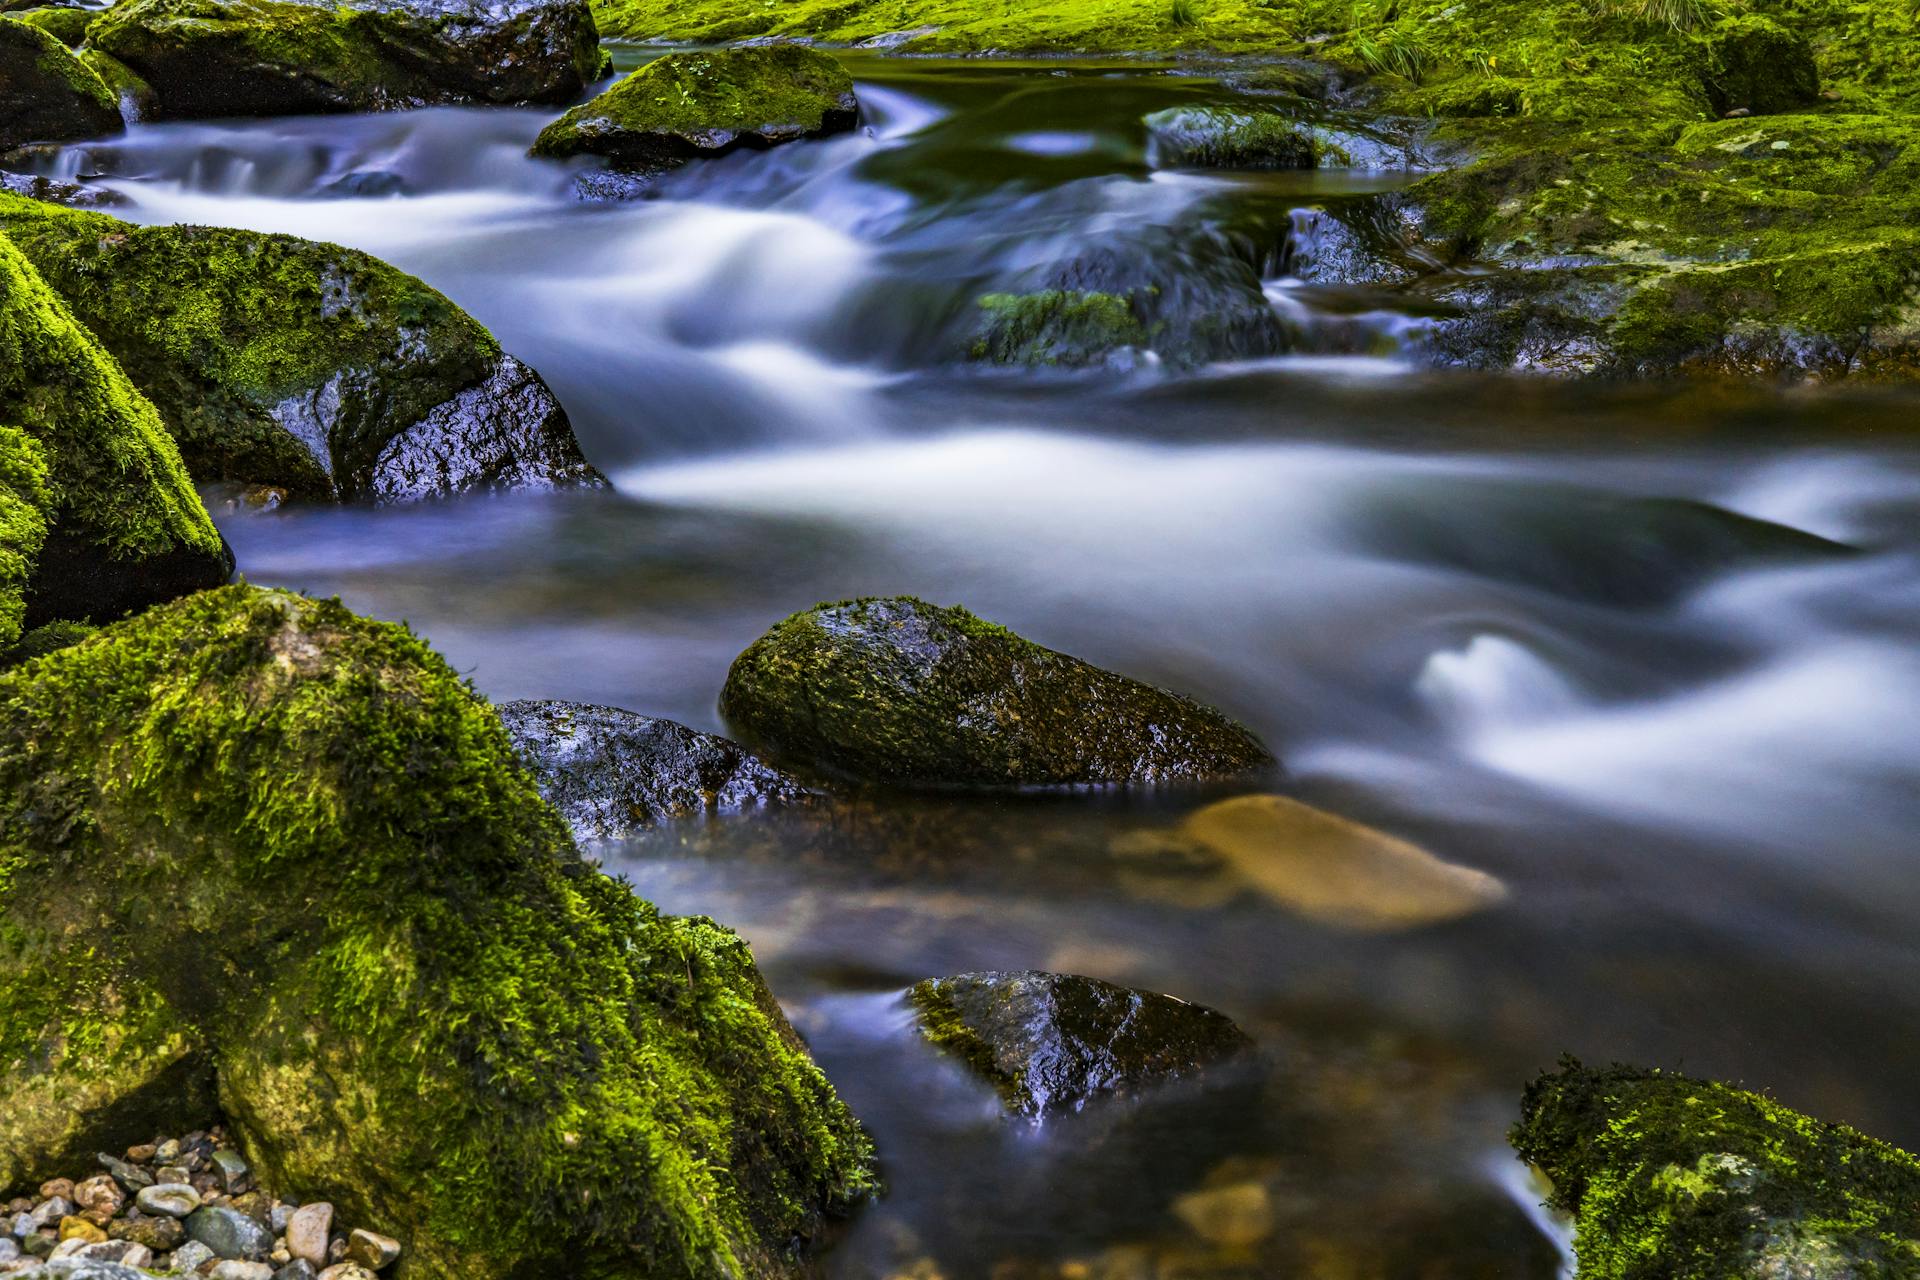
(316, 1265, 379, 1280)
(171, 1240, 217, 1273)
(210, 1263, 275, 1280)
(344, 1230, 400, 1272)
(186, 1206, 272, 1261)
(134, 1185, 200, 1219)
(0, 1239, 15, 1263)
(210, 1152, 251, 1196)
(34, 1184, 71, 1205)
(284, 1204, 331, 1268)
(273, 1262, 318, 1280)
(68, 1181, 119, 1222)
(28, 1200, 70, 1229)
(54, 1221, 102, 1245)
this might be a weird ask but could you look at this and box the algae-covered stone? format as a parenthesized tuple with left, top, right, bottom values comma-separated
(501, 699, 807, 842)
(0, 586, 874, 1277)
(531, 46, 857, 172)
(89, 0, 601, 120)
(970, 290, 1148, 368)
(1695, 15, 1821, 117)
(720, 597, 1276, 787)
(908, 971, 1253, 1118)
(1512, 1061, 1920, 1279)
(0, 194, 602, 502)
(0, 19, 121, 149)
(1144, 105, 1318, 169)
(0, 233, 229, 631)
(9, 7, 96, 48)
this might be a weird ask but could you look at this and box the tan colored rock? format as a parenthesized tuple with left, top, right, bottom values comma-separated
(285, 1202, 333, 1268)
(346, 1228, 401, 1271)
(1171, 1181, 1273, 1247)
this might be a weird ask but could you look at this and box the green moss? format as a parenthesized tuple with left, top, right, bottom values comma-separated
(531, 45, 856, 166)
(0, 17, 120, 146)
(1144, 105, 1320, 168)
(7, 7, 97, 48)
(0, 426, 48, 654)
(0, 193, 500, 497)
(0, 231, 227, 624)
(720, 595, 1273, 786)
(78, 48, 154, 117)
(971, 289, 1149, 366)
(0, 585, 874, 1275)
(1513, 1060, 1920, 1279)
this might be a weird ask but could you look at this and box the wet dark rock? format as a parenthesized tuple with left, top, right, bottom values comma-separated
(1514, 1060, 1920, 1278)
(0, 170, 128, 207)
(1144, 106, 1319, 170)
(185, 1206, 271, 1261)
(0, 20, 121, 150)
(1695, 15, 1821, 117)
(908, 971, 1253, 1117)
(1280, 200, 1423, 286)
(531, 46, 857, 173)
(88, 0, 603, 120)
(10, 6, 95, 47)
(500, 699, 806, 842)
(720, 597, 1275, 787)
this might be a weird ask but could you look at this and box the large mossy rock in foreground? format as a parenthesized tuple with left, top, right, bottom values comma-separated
(89, 0, 602, 120)
(0, 193, 602, 502)
(532, 46, 857, 173)
(502, 698, 806, 842)
(0, 587, 874, 1278)
(909, 972, 1253, 1118)
(0, 234, 229, 639)
(720, 597, 1275, 787)
(0, 19, 121, 149)
(1513, 1061, 1920, 1279)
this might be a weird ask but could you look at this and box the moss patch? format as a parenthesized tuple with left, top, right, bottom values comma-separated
(971, 290, 1149, 366)
(0, 17, 120, 146)
(1513, 1060, 1920, 1279)
(0, 585, 875, 1276)
(7, 7, 97, 48)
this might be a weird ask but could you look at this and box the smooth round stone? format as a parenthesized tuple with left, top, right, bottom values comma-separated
(185, 1206, 272, 1261)
(169, 1240, 216, 1273)
(134, 1184, 200, 1219)
(210, 1151, 251, 1194)
(343, 1231, 399, 1272)
(283, 1204, 331, 1268)
(210, 1262, 275, 1280)
(273, 1261, 318, 1280)
(316, 1265, 379, 1280)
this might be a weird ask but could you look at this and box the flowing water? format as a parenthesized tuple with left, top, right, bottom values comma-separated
(34, 48, 1920, 1278)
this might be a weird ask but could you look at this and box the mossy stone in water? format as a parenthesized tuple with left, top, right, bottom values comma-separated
(720, 596, 1275, 787)
(908, 971, 1252, 1118)
(531, 46, 857, 171)
(0, 233, 229, 631)
(0, 585, 875, 1276)
(1696, 15, 1821, 117)
(970, 289, 1148, 367)
(0, 193, 602, 502)
(0, 19, 120, 148)
(1513, 1061, 1920, 1279)
(1143, 105, 1319, 169)
(9, 7, 96, 48)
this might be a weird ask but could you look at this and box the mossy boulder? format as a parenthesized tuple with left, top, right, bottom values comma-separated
(0, 194, 602, 502)
(0, 233, 229, 637)
(1512, 1061, 1920, 1279)
(908, 971, 1253, 1118)
(720, 597, 1275, 787)
(0, 585, 875, 1277)
(1696, 15, 1822, 117)
(1143, 105, 1319, 169)
(9, 6, 97, 47)
(531, 46, 857, 172)
(0, 19, 121, 149)
(501, 699, 807, 842)
(88, 0, 601, 120)
(970, 289, 1149, 368)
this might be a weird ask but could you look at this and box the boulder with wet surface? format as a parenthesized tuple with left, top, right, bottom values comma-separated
(0, 19, 121, 150)
(530, 45, 857, 175)
(88, 0, 603, 119)
(0, 585, 876, 1279)
(908, 971, 1253, 1118)
(501, 698, 808, 841)
(1513, 1060, 1920, 1279)
(0, 192, 604, 503)
(720, 596, 1275, 787)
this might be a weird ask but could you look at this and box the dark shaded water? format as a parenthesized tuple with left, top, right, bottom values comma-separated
(37, 49, 1920, 1278)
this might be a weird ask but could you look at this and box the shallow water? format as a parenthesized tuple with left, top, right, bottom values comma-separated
(37, 49, 1920, 1278)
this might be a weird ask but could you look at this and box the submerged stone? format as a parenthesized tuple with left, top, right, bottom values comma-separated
(89, 0, 602, 120)
(531, 45, 857, 172)
(501, 699, 807, 841)
(0, 20, 120, 150)
(0, 194, 603, 503)
(1512, 1061, 1920, 1279)
(1144, 105, 1318, 169)
(720, 596, 1276, 787)
(969, 289, 1148, 368)
(908, 971, 1253, 1118)
(0, 586, 874, 1278)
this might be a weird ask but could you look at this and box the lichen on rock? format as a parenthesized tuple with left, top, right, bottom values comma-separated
(720, 596, 1275, 787)
(0, 585, 875, 1278)
(531, 45, 857, 172)
(1512, 1060, 1920, 1279)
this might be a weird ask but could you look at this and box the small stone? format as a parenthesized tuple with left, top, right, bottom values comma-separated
(343, 1232, 399, 1272)
(94, 1156, 151, 1194)
(55, 1221, 103, 1245)
(326, 1239, 346, 1265)
(273, 1263, 317, 1280)
(27, 1202, 70, 1229)
(124, 1145, 158, 1164)
(316, 1266, 378, 1280)
(22, 1232, 54, 1259)
(135, 1186, 200, 1220)
(0, 1238, 15, 1263)
(209, 1153, 251, 1196)
(282, 1207, 330, 1270)
(185, 1207, 272, 1262)
(69, 1181, 119, 1221)
(171, 1240, 216, 1273)
(49, 1237, 87, 1260)
(210, 1262, 275, 1280)
(1171, 1182, 1273, 1247)
(268, 1206, 291, 1235)
(156, 1168, 190, 1188)
(33, 1186, 70, 1206)
(108, 1214, 183, 1252)
(72, 1240, 135, 1262)
(9, 1214, 32, 1239)
(5, 1199, 28, 1215)
(154, 1141, 181, 1164)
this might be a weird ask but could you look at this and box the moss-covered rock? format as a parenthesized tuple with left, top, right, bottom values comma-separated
(970, 289, 1149, 368)
(0, 233, 229, 631)
(501, 698, 807, 841)
(77, 48, 156, 120)
(89, 0, 601, 120)
(1144, 105, 1319, 169)
(8, 6, 97, 48)
(0, 194, 603, 502)
(908, 971, 1253, 1118)
(531, 46, 857, 172)
(1695, 15, 1821, 117)
(0, 585, 875, 1277)
(1512, 1060, 1920, 1279)
(720, 596, 1275, 787)
(0, 19, 120, 149)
